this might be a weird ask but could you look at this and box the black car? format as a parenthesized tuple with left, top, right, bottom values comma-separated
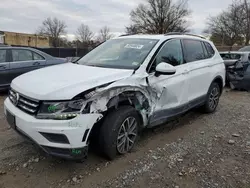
(220, 51, 250, 91)
(0, 47, 67, 91)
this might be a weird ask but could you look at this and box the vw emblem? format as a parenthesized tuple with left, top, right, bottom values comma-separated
(13, 92, 19, 106)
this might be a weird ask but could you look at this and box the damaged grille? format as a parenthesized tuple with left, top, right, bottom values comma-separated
(9, 89, 40, 115)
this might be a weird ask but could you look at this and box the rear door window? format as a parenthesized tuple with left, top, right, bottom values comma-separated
(0, 50, 7, 63)
(12, 49, 33, 61)
(182, 39, 205, 62)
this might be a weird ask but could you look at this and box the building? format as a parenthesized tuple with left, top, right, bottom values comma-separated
(0, 31, 50, 47)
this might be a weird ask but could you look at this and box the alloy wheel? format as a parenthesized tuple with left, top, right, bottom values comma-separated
(117, 117, 138, 154)
(209, 87, 219, 110)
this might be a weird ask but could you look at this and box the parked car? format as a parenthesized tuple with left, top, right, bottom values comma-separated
(4, 33, 225, 161)
(238, 46, 250, 52)
(0, 47, 67, 90)
(220, 51, 250, 90)
(220, 51, 250, 67)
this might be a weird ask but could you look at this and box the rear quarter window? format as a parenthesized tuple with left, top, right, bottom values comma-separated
(204, 42, 215, 58)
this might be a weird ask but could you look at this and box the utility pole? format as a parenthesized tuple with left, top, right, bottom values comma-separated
(244, 0, 250, 45)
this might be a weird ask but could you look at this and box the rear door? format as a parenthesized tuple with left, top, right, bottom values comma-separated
(182, 39, 214, 106)
(0, 49, 10, 86)
(8, 49, 45, 82)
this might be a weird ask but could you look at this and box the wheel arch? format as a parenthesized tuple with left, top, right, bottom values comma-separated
(87, 89, 150, 144)
(211, 75, 224, 95)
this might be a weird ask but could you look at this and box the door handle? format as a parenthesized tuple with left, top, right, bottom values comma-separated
(33, 62, 40, 66)
(0, 65, 7, 69)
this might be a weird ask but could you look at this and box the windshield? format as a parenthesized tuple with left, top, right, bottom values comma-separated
(220, 53, 242, 60)
(239, 46, 250, 52)
(77, 38, 159, 69)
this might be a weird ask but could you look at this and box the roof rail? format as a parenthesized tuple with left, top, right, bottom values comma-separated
(184, 33, 206, 39)
(164, 32, 182, 36)
(164, 32, 206, 39)
(119, 34, 132, 37)
(119, 33, 145, 37)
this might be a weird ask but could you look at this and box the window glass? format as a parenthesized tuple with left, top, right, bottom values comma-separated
(220, 53, 242, 60)
(204, 42, 215, 58)
(0, 50, 6, 63)
(183, 40, 205, 62)
(77, 38, 159, 69)
(155, 39, 183, 67)
(33, 52, 44, 60)
(201, 42, 209, 58)
(12, 50, 33, 61)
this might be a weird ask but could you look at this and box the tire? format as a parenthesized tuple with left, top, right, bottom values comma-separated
(99, 106, 140, 160)
(202, 82, 221, 113)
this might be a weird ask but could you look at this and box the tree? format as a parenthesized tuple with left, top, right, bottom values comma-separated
(37, 17, 67, 47)
(127, 0, 191, 34)
(76, 24, 94, 44)
(125, 24, 139, 35)
(243, 0, 250, 45)
(205, 0, 250, 46)
(97, 26, 114, 42)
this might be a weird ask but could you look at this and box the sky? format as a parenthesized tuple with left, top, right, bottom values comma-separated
(0, 0, 232, 40)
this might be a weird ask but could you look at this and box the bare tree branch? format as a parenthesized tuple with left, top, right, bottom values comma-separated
(205, 0, 250, 46)
(76, 24, 94, 43)
(98, 26, 114, 42)
(127, 0, 191, 34)
(37, 17, 67, 47)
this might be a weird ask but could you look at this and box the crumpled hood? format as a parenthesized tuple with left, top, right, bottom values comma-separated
(11, 63, 133, 100)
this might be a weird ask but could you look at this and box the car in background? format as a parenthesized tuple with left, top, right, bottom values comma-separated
(220, 51, 250, 67)
(220, 51, 250, 90)
(238, 46, 250, 52)
(0, 47, 67, 91)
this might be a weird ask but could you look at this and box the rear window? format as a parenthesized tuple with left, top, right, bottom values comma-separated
(220, 53, 242, 60)
(204, 42, 215, 58)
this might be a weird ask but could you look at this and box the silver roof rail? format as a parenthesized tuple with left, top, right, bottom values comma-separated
(164, 32, 206, 39)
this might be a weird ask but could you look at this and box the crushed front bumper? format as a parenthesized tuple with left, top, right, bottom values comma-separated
(4, 97, 102, 160)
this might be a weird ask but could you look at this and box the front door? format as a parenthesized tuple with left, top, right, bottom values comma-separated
(0, 49, 10, 87)
(147, 39, 190, 126)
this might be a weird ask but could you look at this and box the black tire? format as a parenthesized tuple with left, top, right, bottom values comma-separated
(99, 106, 140, 160)
(202, 82, 221, 113)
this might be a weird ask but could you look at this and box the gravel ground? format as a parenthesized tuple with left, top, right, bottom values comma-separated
(0, 89, 250, 188)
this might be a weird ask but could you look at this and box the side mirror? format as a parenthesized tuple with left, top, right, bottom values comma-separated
(155, 62, 176, 76)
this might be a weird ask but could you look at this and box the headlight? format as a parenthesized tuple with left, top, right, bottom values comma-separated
(36, 99, 89, 120)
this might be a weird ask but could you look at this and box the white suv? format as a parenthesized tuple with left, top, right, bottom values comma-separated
(4, 33, 225, 160)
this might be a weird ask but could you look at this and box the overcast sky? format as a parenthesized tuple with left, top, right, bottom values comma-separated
(0, 0, 232, 40)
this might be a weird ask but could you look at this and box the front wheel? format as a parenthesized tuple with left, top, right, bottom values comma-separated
(99, 106, 140, 160)
(201, 82, 221, 113)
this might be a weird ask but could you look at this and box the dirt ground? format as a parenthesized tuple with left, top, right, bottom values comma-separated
(0, 89, 250, 188)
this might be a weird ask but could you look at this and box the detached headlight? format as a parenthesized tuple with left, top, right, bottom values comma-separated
(37, 99, 89, 120)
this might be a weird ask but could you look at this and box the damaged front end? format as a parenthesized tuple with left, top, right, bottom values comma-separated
(227, 61, 250, 91)
(75, 75, 161, 128)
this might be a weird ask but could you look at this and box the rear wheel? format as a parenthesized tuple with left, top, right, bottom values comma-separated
(202, 82, 220, 113)
(99, 106, 140, 160)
